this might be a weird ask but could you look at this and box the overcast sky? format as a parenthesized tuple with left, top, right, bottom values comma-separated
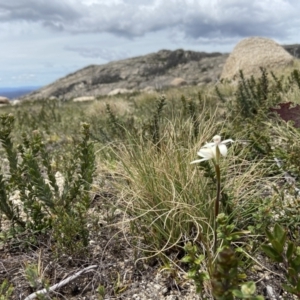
(0, 0, 299, 88)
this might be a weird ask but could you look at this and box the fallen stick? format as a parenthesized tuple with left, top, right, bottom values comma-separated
(24, 264, 98, 300)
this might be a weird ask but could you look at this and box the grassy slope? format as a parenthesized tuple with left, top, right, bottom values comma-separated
(1, 63, 300, 299)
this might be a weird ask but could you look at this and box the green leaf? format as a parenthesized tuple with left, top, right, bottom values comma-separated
(265, 229, 274, 242)
(241, 281, 256, 295)
(273, 224, 287, 253)
(287, 267, 297, 279)
(183, 242, 193, 251)
(261, 245, 283, 262)
(274, 223, 286, 242)
(290, 256, 300, 271)
(232, 290, 243, 297)
(297, 279, 300, 292)
(286, 242, 295, 261)
(187, 270, 197, 278)
(282, 283, 295, 294)
(270, 239, 284, 255)
(195, 255, 205, 265)
(294, 255, 300, 266)
(228, 231, 245, 240)
(181, 255, 192, 263)
(200, 271, 210, 280)
(238, 273, 247, 280)
(235, 247, 244, 253)
(230, 230, 251, 237)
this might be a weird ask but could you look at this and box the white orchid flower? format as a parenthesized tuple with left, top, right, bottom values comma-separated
(191, 135, 234, 164)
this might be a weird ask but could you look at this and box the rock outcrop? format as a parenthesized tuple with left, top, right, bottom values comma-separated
(73, 96, 96, 102)
(0, 96, 10, 104)
(221, 37, 295, 79)
(170, 77, 187, 87)
(108, 88, 133, 96)
(21, 49, 227, 100)
(283, 44, 300, 59)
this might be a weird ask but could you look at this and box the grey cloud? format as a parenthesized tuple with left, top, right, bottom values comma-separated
(0, 0, 299, 41)
(180, 0, 300, 39)
(43, 21, 65, 31)
(74, 0, 300, 40)
(0, 0, 82, 22)
(64, 45, 130, 61)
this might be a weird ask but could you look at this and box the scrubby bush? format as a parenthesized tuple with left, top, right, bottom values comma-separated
(0, 114, 95, 256)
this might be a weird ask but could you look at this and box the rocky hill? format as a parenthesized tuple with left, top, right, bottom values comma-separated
(21, 44, 300, 100)
(21, 49, 227, 100)
(283, 44, 300, 58)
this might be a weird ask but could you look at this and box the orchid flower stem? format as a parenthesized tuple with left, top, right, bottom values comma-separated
(214, 163, 221, 254)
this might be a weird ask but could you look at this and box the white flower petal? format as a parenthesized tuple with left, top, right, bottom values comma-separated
(203, 142, 216, 147)
(221, 139, 234, 145)
(198, 147, 215, 159)
(191, 135, 233, 164)
(190, 158, 209, 164)
(213, 135, 221, 143)
(218, 144, 228, 157)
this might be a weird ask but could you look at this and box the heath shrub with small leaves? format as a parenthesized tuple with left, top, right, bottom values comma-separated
(0, 114, 95, 256)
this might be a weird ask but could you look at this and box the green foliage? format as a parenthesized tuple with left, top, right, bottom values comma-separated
(232, 282, 264, 300)
(2, 64, 300, 298)
(211, 247, 239, 300)
(273, 122, 300, 184)
(97, 285, 106, 300)
(222, 69, 264, 121)
(15, 99, 62, 134)
(261, 223, 300, 297)
(105, 103, 126, 140)
(288, 69, 300, 91)
(90, 95, 167, 146)
(52, 210, 90, 256)
(23, 260, 51, 300)
(96, 92, 209, 147)
(217, 68, 300, 161)
(142, 95, 166, 150)
(0, 279, 13, 300)
(182, 213, 263, 299)
(24, 262, 49, 290)
(226, 67, 290, 121)
(181, 242, 208, 296)
(0, 115, 95, 255)
(215, 85, 226, 103)
(180, 94, 203, 140)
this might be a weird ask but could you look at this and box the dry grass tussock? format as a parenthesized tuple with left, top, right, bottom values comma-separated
(113, 109, 262, 257)
(85, 97, 134, 117)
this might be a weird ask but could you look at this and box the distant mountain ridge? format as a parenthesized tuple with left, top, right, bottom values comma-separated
(20, 44, 300, 101)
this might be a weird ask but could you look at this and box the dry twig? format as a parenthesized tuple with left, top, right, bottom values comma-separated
(24, 264, 98, 300)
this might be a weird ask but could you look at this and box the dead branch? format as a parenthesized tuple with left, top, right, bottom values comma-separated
(24, 264, 98, 300)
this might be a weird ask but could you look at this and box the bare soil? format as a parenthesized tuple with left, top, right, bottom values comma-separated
(0, 178, 298, 300)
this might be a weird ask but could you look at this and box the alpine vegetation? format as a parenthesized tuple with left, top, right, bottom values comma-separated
(1, 65, 300, 299)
